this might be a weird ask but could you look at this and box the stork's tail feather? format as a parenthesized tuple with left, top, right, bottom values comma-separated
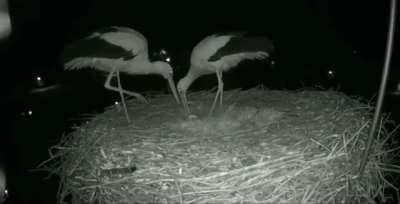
(220, 51, 270, 69)
(254, 51, 269, 60)
(243, 51, 269, 61)
(214, 31, 248, 38)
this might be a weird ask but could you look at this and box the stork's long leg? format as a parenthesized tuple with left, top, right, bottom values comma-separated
(209, 70, 223, 116)
(116, 69, 131, 123)
(104, 68, 148, 103)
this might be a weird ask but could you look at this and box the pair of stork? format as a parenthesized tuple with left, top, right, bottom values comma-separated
(62, 26, 274, 122)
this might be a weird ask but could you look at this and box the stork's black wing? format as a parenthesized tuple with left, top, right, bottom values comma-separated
(214, 31, 247, 37)
(61, 36, 136, 63)
(95, 26, 120, 35)
(209, 36, 274, 62)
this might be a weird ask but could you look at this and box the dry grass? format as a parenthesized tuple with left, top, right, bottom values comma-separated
(39, 87, 400, 204)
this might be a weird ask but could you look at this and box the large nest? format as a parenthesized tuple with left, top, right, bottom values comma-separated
(40, 87, 399, 204)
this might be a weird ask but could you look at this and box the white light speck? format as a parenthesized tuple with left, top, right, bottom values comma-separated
(36, 76, 42, 81)
(165, 57, 171, 62)
(326, 69, 336, 80)
(28, 110, 33, 115)
(114, 101, 122, 112)
(3, 188, 8, 200)
(160, 49, 167, 54)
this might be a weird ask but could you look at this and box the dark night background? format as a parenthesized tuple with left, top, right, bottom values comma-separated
(0, 0, 399, 203)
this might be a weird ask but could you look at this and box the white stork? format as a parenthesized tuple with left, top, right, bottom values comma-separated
(177, 32, 274, 117)
(61, 26, 180, 122)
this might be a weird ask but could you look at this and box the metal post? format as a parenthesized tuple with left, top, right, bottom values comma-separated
(358, 0, 397, 176)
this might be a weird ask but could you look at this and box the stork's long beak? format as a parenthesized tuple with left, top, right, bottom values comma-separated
(179, 90, 191, 115)
(166, 75, 180, 104)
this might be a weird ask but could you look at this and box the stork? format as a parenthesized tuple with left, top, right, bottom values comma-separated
(177, 32, 274, 117)
(61, 26, 180, 122)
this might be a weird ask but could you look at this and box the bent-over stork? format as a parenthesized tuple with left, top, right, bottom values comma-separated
(177, 32, 274, 117)
(61, 26, 180, 122)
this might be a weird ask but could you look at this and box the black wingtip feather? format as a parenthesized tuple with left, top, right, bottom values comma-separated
(60, 36, 136, 64)
(214, 31, 248, 37)
(94, 26, 120, 34)
(208, 35, 275, 62)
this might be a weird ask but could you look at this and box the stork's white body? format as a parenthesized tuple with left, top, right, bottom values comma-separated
(65, 27, 150, 74)
(177, 33, 274, 116)
(62, 26, 180, 122)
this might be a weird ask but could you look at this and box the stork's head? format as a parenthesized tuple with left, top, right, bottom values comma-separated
(177, 66, 200, 95)
(176, 67, 201, 115)
(153, 61, 174, 79)
(177, 77, 190, 115)
(177, 76, 188, 95)
(153, 61, 180, 104)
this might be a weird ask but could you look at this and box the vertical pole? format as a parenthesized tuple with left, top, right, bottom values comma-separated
(358, 0, 397, 176)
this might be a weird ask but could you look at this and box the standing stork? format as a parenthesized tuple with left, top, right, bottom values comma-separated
(61, 26, 180, 122)
(177, 32, 274, 117)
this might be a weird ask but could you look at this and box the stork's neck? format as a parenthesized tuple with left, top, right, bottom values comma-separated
(124, 60, 156, 75)
(178, 67, 202, 92)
